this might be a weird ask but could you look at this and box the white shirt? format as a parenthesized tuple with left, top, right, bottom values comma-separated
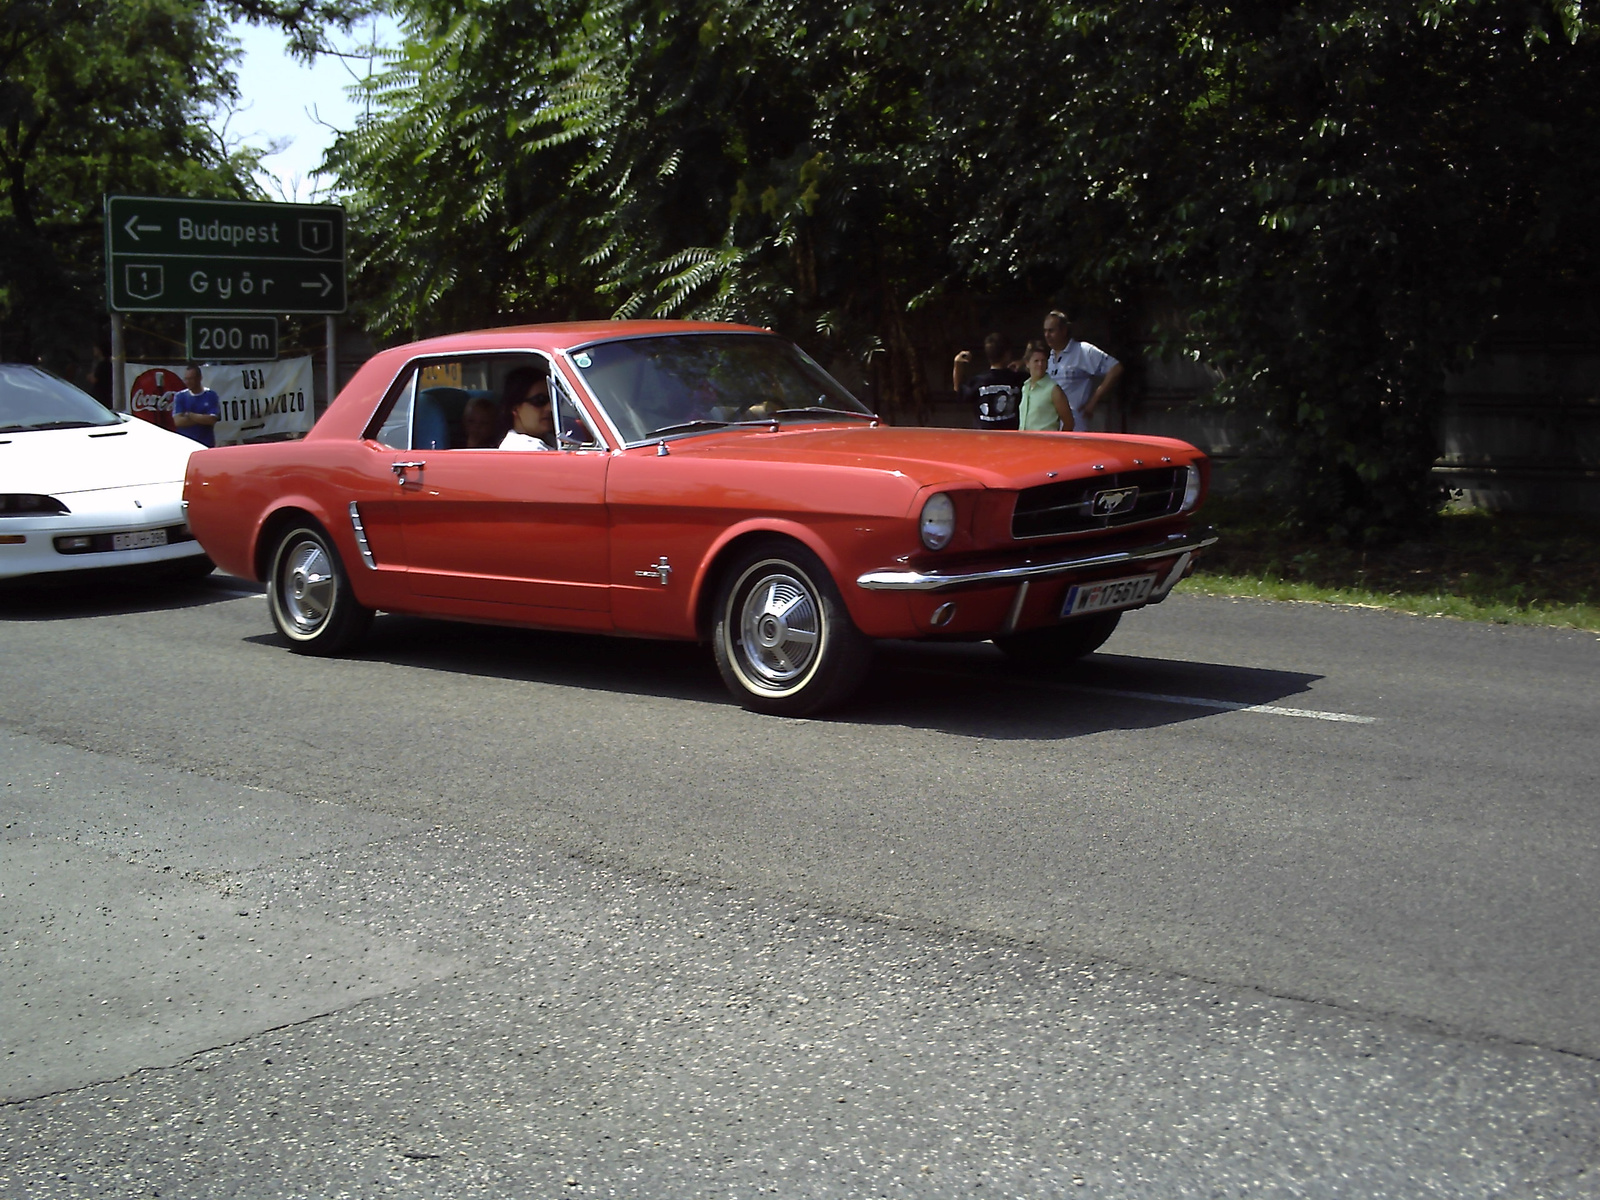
(499, 430, 552, 451)
(1047, 340, 1119, 428)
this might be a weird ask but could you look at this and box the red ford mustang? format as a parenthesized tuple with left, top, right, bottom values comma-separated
(184, 321, 1215, 714)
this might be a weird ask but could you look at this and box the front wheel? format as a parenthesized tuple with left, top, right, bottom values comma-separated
(995, 610, 1122, 667)
(711, 540, 872, 716)
(266, 522, 372, 655)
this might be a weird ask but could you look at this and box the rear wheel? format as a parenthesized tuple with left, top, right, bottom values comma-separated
(712, 539, 872, 716)
(266, 523, 372, 655)
(995, 610, 1122, 667)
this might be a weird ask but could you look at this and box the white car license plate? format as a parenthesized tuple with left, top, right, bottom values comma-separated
(113, 529, 168, 551)
(1062, 573, 1156, 617)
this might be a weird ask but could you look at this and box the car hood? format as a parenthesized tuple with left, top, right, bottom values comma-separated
(0, 419, 198, 496)
(674, 424, 1203, 488)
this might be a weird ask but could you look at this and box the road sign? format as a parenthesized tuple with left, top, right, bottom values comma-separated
(186, 315, 279, 362)
(105, 195, 346, 314)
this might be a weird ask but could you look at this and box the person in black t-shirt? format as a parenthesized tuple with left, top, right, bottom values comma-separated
(953, 332, 1026, 431)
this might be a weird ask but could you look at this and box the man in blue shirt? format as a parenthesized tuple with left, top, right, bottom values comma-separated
(1043, 310, 1123, 432)
(172, 365, 221, 447)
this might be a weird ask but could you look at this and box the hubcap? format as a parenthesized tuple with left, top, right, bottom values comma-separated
(736, 569, 821, 687)
(281, 539, 334, 633)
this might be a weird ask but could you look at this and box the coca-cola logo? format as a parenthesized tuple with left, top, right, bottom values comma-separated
(129, 368, 180, 431)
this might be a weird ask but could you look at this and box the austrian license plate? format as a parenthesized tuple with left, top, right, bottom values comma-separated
(1062, 573, 1156, 617)
(113, 529, 168, 551)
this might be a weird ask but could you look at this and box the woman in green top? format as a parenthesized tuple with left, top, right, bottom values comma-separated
(1018, 340, 1072, 431)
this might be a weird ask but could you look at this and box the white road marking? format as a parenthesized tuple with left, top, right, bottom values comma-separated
(1054, 683, 1378, 724)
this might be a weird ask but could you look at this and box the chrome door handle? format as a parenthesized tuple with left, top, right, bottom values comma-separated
(392, 461, 425, 473)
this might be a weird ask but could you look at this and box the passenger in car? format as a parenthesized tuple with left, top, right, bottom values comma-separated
(462, 395, 500, 448)
(499, 365, 554, 450)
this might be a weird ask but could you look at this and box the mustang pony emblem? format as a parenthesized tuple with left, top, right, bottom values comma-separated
(1092, 486, 1140, 516)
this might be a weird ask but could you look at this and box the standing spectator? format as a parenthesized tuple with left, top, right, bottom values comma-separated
(88, 342, 114, 409)
(1042, 309, 1123, 432)
(1019, 340, 1072, 431)
(952, 332, 1026, 431)
(172, 365, 222, 447)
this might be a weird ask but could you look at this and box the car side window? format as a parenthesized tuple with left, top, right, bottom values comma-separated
(551, 374, 599, 449)
(370, 353, 603, 451)
(372, 373, 415, 449)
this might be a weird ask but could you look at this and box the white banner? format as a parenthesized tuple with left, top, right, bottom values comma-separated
(123, 357, 315, 446)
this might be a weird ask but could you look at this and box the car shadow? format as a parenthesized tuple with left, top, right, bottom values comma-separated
(238, 612, 1327, 741)
(0, 571, 259, 619)
(856, 640, 1327, 739)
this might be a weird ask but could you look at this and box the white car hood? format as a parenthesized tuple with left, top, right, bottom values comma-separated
(0, 418, 198, 497)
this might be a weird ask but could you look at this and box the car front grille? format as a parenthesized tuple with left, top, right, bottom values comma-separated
(1012, 467, 1188, 539)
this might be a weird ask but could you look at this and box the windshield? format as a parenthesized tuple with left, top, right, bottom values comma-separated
(568, 333, 872, 444)
(0, 365, 120, 432)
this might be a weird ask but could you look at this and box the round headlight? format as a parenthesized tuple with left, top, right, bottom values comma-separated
(919, 492, 956, 550)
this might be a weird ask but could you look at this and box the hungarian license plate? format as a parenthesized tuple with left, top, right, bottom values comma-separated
(1062, 573, 1156, 617)
(113, 529, 168, 551)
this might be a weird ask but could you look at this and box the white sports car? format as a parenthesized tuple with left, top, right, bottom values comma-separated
(0, 364, 212, 582)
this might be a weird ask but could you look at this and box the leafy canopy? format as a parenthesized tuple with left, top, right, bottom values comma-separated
(0, 0, 366, 366)
(329, 0, 1598, 537)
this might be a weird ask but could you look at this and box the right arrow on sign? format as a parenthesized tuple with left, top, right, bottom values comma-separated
(300, 273, 334, 297)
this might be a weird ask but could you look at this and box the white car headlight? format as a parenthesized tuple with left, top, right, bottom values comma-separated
(919, 493, 956, 550)
(1180, 465, 1202, 512)
(0, 494, 70, 515)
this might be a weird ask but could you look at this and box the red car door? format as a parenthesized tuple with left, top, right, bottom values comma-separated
(394, 447, 612, 615)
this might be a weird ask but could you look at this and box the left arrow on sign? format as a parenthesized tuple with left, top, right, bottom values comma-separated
(123, 214, 162, 241)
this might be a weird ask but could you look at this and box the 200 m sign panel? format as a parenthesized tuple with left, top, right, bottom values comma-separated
(186, 316, 278, 362)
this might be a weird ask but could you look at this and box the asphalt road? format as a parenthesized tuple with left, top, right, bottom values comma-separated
(2, 575, 1597, 1198)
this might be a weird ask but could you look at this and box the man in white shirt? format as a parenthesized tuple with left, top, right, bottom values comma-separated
(1043, 309, 1123, 432)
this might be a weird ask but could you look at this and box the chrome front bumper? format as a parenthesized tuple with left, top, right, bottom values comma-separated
(855, 528, 1219, 593)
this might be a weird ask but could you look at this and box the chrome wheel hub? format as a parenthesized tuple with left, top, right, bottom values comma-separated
(737, 570, 821, 687)
(282, 540, 334, 632)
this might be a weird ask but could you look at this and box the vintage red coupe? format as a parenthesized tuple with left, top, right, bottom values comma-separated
(183, 321, 1215, 714)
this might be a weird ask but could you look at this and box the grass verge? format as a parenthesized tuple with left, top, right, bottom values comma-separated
(1179, 502, 1600, 632)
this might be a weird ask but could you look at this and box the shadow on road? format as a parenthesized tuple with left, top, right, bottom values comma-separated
(0, 571, 258, 619)
(4, 574, 1325, 738)
(232, 610, 1326, 741)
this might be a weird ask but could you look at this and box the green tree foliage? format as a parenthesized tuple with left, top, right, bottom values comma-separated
(334, 0, 1596, 536)
(329, 0, 1004, 417)
(321, 0, 602, 338)
(0, 0, 362, 368)
(963, 0, 1599, 539)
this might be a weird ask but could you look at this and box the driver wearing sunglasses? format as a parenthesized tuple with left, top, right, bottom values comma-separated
(499, 363, 555, 451)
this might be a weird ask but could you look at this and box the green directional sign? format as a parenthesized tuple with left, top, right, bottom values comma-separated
(105, 195, 346, 314)
(186, 315, 279, 362)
